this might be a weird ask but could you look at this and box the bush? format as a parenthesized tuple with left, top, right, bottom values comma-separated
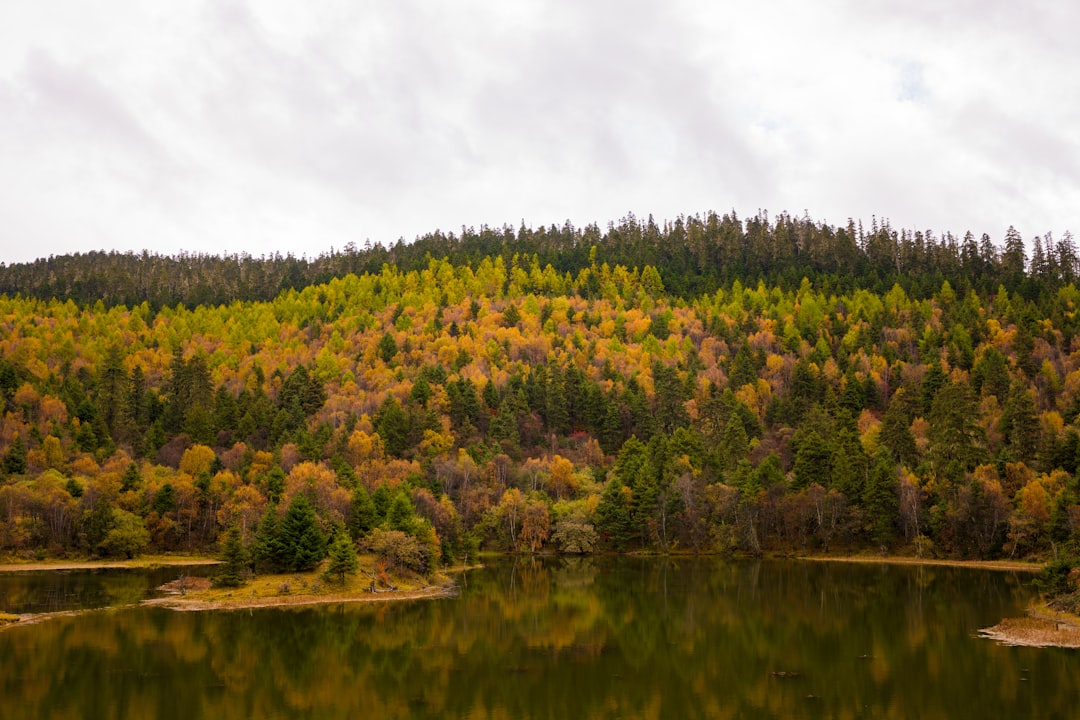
(97, 510, 150, 559)
(364, 529, 432, 575)
(1034, 557, 1080, 597)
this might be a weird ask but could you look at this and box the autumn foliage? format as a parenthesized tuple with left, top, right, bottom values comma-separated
(3, 215, 1080, 564)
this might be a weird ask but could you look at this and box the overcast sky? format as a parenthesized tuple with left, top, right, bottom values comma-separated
(1, 0, 1077, 264)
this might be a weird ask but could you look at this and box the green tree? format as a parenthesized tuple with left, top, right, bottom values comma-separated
(378, 332, 398, 364)
(863, 451, 899, 547)
(214, 525, 249, 587)
(386, 492, 418, 534)
(1002, 383, 1040, 465)
(97, 509, 150, 559)
(928, 381, 986, 486)
(348, 485, 378, 540)
(324, 527, 359, 585)
(880, 391, 917, 467)
(3, 434, 26, 475)
(595, 477, 633, 551)
(280, 493, 326, 571)
(374, 396, 410, 457)
(252, 505, 287, 572)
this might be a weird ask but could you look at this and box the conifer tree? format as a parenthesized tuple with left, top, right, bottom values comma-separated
(280, 494, 326, 571)
(324, 527, 359, 585)
(214, 525, 249, 587)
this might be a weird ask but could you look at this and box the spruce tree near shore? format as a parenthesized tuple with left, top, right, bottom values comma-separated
(280, 494, 327, 571)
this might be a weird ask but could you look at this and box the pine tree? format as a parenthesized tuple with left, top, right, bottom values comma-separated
(252, 504, 286, 572)
(348, 486, 378, 540)
(595, 477, 633, 551)
(214, 525, 249, 587)
(862, 451, 899, 548)
(280, 494, 326, 571)
(324, 527, 359, 585)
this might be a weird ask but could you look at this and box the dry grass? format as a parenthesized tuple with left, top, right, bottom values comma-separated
(144, 555, 457, 612)
(979, 612, 1080, 648)
(0, 612, 20, 626)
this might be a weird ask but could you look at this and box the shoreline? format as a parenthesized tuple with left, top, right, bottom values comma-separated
(0, 553, 1045, 574)
(795, 554, 1042, 573)
(0, 556, 220, 573)
(979, 607, 1080, 649)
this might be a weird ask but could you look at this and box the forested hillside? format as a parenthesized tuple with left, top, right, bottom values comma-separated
(2, 211, 1076, 307)
(2, 211, 1080, 568)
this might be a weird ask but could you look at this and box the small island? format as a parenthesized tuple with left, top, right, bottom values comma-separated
(143, 555, 459, 613)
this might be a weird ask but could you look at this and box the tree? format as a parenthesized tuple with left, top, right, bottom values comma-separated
(252, 505, 287, 572)
(520, 498, 551, 553)
(214, 525, 249, 587)
(377, 332, 397, 364)
(348, 485, 378, 540)
(374, 396, 410, 458)
(551, 506, 598, 553)
(324, 527, 359, 584)
(595, 477, 633, 551)
(928, 381, 986, 486)
(3, 434, 26, 475)
(862, 451, 899, 548)
(279, 494, 326, 571)
(98, 509, 150, 559)
(1002, 383, 1040, 465)
(879, 392, 917, 467)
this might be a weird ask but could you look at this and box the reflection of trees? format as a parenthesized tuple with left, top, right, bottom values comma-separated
(0, 561, 1068, 720)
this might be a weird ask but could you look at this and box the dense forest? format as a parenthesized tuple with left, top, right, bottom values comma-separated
(2, 211, 1076, 307)
(2, 210, 1080, 572)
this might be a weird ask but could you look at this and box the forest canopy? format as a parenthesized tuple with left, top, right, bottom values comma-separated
(1, 209, 1079, 567)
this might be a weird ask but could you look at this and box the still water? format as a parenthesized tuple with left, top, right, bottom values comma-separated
(0, 558, 1076, 719)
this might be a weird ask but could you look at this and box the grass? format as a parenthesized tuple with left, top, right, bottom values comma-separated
(979, 612, 1080, 648)
(147, 554, 456, 611)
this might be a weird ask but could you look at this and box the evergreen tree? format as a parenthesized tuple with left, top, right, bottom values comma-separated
(377, 332, 397, 364)
(374, 396, 410, 457)
(252, 504, 287, 572)
(1002, 383, 1040, 465)
(3, 434, 26, 475)
(595, 477, 633, 551)
(880, 392, 918, 467)
(280, 494, 326, 571)
(928, 381, 986, 486)
(348, 485, 378, 540)
(863, 451, 899, 547)
(386, 492, 418, 534)
(324, 527, 359, 585)
(214, 525, 249, 587)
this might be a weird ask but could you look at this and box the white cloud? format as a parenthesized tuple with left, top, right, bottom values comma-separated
(0, 0, 1076, 264)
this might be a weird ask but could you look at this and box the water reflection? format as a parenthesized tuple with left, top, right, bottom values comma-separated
(0, 566, 214, 614)
(1, 558, 1076, 720)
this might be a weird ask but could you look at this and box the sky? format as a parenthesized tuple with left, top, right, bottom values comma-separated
(1, 0, 1078, 264)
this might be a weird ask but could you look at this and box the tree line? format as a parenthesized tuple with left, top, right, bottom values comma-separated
(1, 211, 1075, 309)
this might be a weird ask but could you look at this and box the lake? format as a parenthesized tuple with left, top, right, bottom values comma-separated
(1, 558, 1076, 719)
